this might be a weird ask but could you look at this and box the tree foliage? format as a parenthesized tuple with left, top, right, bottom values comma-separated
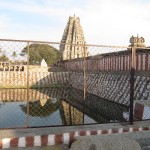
(20, 44, 60, 66)
(12, 51, 17, 61)
(0, 47, 9, 62)
(0, 54, 9, 62)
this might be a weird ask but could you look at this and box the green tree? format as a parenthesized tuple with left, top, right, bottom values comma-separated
(12, 51, 17, 62)
(20, 44, 60, 66)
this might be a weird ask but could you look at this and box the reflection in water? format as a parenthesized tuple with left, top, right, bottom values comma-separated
(64, 88, 128, 123)
(20, 98, 61, 117)
(40, 99, 47, 107)
(60, 101, 84, 125)
(0, 102, 27, 128)
(0, 88, 128, 128)
(0, 88, 67, 101)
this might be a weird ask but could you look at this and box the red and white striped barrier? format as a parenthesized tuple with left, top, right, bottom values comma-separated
(0, 126, 150, 149)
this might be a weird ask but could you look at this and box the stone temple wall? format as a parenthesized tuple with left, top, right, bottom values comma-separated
(0, 47, 150, 106)
(62, 49, 150, 72)
(0, 71, 149, 106)
(0, 72, 69, 88)
(59, 48, 150, 106)
(69, 72, 150, 106)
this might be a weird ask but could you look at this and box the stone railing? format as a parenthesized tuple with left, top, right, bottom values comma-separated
(61, 49, 150, 72)
(0, 64, 25, 72)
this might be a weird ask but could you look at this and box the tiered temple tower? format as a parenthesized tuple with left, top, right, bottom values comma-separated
(60, 15, 88, 60)
(129, 35, 145, 47)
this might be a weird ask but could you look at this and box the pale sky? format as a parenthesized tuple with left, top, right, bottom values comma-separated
(0, 0, 150, 46)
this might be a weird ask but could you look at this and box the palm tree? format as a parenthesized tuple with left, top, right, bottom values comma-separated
(12, 51, 17, 63)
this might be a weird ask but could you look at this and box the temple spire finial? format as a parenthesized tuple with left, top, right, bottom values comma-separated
(129, 34, 145, 47)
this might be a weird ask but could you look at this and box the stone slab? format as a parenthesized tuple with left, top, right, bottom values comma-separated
(70, 135, 142, 150)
